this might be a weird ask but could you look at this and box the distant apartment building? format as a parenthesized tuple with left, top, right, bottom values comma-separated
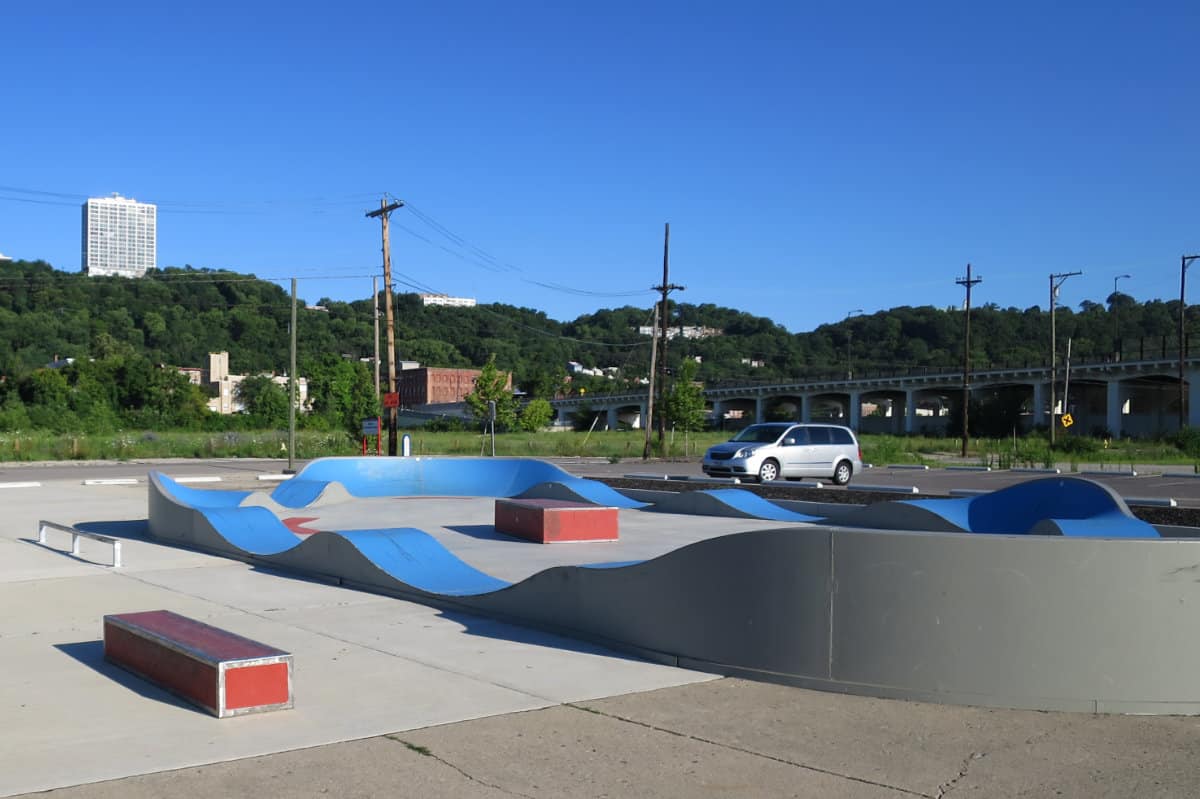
(397, 366, 509, 407)
(566, 361, 619, 379)
(419, 293, 476, 308)
(81, 193, 157, 277)
(179, 352, 308, 414)
(636, 325, 720, 340)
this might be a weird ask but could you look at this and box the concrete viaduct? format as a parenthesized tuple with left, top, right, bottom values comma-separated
(550, 356, 1200, 439)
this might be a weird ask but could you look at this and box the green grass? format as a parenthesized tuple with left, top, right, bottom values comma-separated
(0, 427, 1195, 469)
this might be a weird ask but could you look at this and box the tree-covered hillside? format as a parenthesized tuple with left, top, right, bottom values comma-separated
(0, 259, 1194, 397)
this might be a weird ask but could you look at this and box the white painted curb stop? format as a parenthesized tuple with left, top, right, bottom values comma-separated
(257, 473, 294, 482)
(849, 484, 919, 494)
(1125, 497, 1178, 508)
(173, 476, 223, 484)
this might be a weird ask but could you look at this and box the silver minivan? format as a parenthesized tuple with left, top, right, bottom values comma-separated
(701, 422, 863, 485)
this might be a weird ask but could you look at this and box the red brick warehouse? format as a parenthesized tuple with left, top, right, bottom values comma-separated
(396, 367, 511, 407)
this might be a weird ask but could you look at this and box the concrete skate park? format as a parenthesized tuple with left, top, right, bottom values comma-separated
(5, 456, 1200, 797)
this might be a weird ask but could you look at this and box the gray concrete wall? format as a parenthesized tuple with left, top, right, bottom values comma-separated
(148, 475, 1200, 714)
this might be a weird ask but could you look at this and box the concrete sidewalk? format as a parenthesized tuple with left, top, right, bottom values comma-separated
(4, 467, 1200, 798)
(13, 678, 1200, 798)
(0, 474, 713, 797)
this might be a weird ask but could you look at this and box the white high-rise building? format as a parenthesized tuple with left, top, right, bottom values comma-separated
(81, 193, 157, 277)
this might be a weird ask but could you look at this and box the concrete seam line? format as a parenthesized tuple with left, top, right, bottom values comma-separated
(934, 751, 987, 799)
(563, 703, 931, 798)
(384, 735, 536, 799)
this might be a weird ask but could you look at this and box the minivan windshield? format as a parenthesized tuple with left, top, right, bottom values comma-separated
(729, 424, 788, 443)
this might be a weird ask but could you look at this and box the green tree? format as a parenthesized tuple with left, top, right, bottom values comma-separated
(518, 398, 553, 431)
(662, 359, 706, 432)
(0, 395, 30, 432)
(236, 376, 289, 427)
(303, 355, 378, 433)
(464, 354, 517, 429)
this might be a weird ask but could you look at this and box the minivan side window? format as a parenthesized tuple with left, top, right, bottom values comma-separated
(830, 428, 853, 444)
(808, 426, 832, 445)
(785, 427, 810, 446)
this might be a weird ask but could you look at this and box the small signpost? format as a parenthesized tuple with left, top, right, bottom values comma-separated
(362, 417, 382, 455)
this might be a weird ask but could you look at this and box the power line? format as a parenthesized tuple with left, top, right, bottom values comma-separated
(0, 185, 378, 215)
(0, 181, 655, 302)
(396, 198, 656, 300)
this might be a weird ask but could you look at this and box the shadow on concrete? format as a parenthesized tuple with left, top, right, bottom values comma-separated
(76, 519, 152, 541)
(445, 524, 534, 543)
(53, 640, 208, 716)
(434, 609, 656, 664)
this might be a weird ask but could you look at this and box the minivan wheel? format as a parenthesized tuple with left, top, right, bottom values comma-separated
(758, 459, 780, 483)
(832, 460, 852, 486)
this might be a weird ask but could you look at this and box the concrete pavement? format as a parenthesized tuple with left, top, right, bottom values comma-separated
(4, 462, 1200, 798)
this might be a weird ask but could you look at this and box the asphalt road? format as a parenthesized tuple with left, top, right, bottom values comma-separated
(5, 455, 1200, 508)
(566, 457, 1200, 509)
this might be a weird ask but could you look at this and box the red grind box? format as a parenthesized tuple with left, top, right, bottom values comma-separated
(103, 610, 293, 718)
(494, 498, 619, 543)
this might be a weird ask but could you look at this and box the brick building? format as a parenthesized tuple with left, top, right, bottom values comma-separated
(397, 366, 509, 407)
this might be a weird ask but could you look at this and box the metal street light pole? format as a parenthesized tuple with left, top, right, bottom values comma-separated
(1180, 256, 1200, 430)
(956, 264, 982, 457)
(845, 309, 863, 380)
(1049, 271, 1082, 447)
(1112, 273, 1130, 361)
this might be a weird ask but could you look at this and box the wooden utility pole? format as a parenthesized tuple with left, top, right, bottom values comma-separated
(366, 196, 404, 455)
(653, 222, 684, 452)
(642, 304, 659, 460)
(956, 264, 981, 457)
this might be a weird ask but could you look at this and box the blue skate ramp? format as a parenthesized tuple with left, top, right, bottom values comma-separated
(154, 474, 252, 508)
(145, 468, 1200, 714)
(326, 528, 510, 595)
(844, 476, 1159, 538)
(686, 489, 822, 522)
(269, 457, 643, 509)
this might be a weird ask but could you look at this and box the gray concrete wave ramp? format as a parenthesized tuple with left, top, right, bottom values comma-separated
(147, 458, 1200, 714)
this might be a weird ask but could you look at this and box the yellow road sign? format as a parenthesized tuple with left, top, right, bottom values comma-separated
(1061, 413, 1074, 428)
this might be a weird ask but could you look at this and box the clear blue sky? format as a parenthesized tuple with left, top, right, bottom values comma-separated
(2, 1, 1198, 332)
